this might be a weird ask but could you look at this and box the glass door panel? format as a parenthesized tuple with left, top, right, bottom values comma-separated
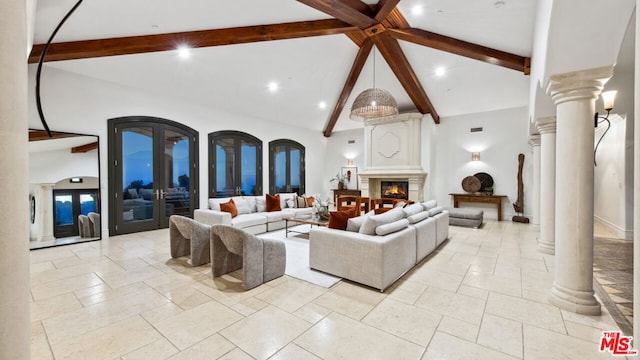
(290, 149, 301, 194)
(55, 194, 73, 227)
(215, 139, 237, 197)
(121, 127, 156, 224)
(240, 140, 258, 195)
(79, 193, 97, 215)
(273, 145, 287, 193)
(163, 129, 191, 221)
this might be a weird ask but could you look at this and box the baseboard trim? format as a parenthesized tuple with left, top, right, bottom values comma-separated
(594, 215, 632, 240)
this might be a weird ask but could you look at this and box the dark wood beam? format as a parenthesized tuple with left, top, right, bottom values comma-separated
(345, 30, 368, 47)
(374, 0, 401, 22)
(297, 0, 376, 29)
(28, 19, 357, 63)
(373, 33, 440, 123)
(28, 130, 77, 142)
(71, 141, 98, 153)
(388, 28, 531, 74)
(323, 39, 374, 137)
(381, 7, 410, 29)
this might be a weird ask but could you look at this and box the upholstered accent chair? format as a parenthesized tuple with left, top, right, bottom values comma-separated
(78, 215, 91, 237)
(169, 215, 211, 267)
(87, 212, 100, 237)
(210, 224, 286, 290)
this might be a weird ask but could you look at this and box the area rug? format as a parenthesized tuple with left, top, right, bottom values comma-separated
(258, 225, 341, 288)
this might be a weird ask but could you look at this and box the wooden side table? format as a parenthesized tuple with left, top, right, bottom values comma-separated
(449, 193, 508, 221)
(332, 189, 361, 205)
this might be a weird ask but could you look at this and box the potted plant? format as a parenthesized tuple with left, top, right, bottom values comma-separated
(330, 172, 347, 190)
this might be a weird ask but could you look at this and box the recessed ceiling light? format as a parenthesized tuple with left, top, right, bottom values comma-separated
(177, 46, 191, 59)
(318, 101, 327, 109)
(411, 5, 423, 15)
(435, 66, 446, 77)
(494, 1, 506, 8)
(268, 82, 279, 92)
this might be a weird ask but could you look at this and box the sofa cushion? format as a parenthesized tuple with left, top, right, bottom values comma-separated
(406, 211, 430, 224)
(428, 206, 444, 217)
(264, 210, 288, 222)
(422, 200, 437, 211)
(346, 211, 374, 232)
(376, 218, 409, 236)
(359, 208, 405, 235)
(329, 208, 357, 230)
(403, 203, 424, 217)
(209, 197, 232, 211)
(256, 197, 266, 212)
(219, 199, 238, 218)
(231, 213, 266, 228)
(244, 196, 258, 213)
(232, 196, 252, 215)
(266, 194, 281, 212)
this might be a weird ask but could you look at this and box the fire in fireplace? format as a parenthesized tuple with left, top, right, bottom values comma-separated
(381, 181, 409, 199)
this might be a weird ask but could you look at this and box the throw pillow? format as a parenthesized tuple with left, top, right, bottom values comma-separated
(209, 197, 231, 211)
(266, 194, 282, 212)
(328, 208, 357, 230)
(359, 207, 405, 235)
(256, 197, 267, 212)
(346, 211, 373, 232)
(219, 199, 238, 218)
(277, 192, 297, 209)
(286, 198, 295, 208)
(233, 196, 252, 215)
(423, 200, 437, 211)
(407, 211, 430, 224)
(428, 206, 443, 216)
(295, 196, 308, 208)
(306, 196, 315, 207)
(376, 219, 409, 236)
(403, 203, 424, 217)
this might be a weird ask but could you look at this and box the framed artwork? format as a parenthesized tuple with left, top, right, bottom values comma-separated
(341, 166, 358, 190)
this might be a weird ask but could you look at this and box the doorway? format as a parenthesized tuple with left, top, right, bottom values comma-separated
(108, 117, 199, 235)
(53, 189, 99, 238)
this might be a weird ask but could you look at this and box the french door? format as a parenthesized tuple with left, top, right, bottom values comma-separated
(109, 117, 198, 235)
(269, 139, 305, 195)
(53, 189, 99, 238)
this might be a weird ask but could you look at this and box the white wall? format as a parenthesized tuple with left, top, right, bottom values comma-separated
(30, 147, 98, 184)
(433, 106, 533, 220)
(28, 66, 328, 233)
(323, 128, 364, 201)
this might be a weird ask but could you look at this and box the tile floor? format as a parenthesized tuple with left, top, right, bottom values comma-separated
(30, 221, 627, 359)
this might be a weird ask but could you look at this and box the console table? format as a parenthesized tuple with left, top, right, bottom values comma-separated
(332, 189, 361, 204)
(449, 193, 507, 221)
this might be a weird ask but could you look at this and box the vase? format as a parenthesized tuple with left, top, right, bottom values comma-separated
(338, 181, 345, 190)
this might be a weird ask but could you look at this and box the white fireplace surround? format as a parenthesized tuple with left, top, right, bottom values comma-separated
(358, 112, 427, 202)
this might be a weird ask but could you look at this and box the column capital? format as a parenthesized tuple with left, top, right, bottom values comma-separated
(546, 66, 613, 106)
(536, 116, 557, 134)
(528, 134, 541, 147)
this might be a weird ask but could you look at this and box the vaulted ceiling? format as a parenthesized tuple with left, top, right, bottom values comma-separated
(30, 0, 536, 136)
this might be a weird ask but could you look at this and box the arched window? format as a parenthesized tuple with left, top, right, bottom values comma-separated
(209, 131, 262, 197)
(269, 139, 305, 194)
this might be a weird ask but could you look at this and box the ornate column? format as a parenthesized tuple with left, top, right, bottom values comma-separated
(0, 0, 30, 357)
(546, 66, 613, 315)
(536, 117, 557, 254)
(528, 135, 541, 224)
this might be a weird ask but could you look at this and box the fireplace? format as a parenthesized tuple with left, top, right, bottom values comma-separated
(381, 181, 409, 199)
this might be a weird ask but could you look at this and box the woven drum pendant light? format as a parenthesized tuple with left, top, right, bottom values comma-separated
(350, 46, 398, 121)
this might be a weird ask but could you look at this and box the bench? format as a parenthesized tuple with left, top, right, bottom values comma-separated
(447, 207, 483, 228)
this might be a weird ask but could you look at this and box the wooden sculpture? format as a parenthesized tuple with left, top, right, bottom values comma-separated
(512, 153, 529, 223)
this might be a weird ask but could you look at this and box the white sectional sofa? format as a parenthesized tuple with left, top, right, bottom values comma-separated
(309, 201, 449, 291)
(194, 193, 313, 235)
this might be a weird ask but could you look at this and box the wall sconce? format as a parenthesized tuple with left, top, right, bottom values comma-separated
(471, 152, 480, 161)
(594, 90, 617, 166)
(347, 158, 354, 166)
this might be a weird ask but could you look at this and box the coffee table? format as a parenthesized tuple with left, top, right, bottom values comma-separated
(283, 215, 329, 237)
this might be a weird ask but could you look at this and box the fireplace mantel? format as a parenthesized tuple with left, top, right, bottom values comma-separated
(359, 112, 427, 202)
